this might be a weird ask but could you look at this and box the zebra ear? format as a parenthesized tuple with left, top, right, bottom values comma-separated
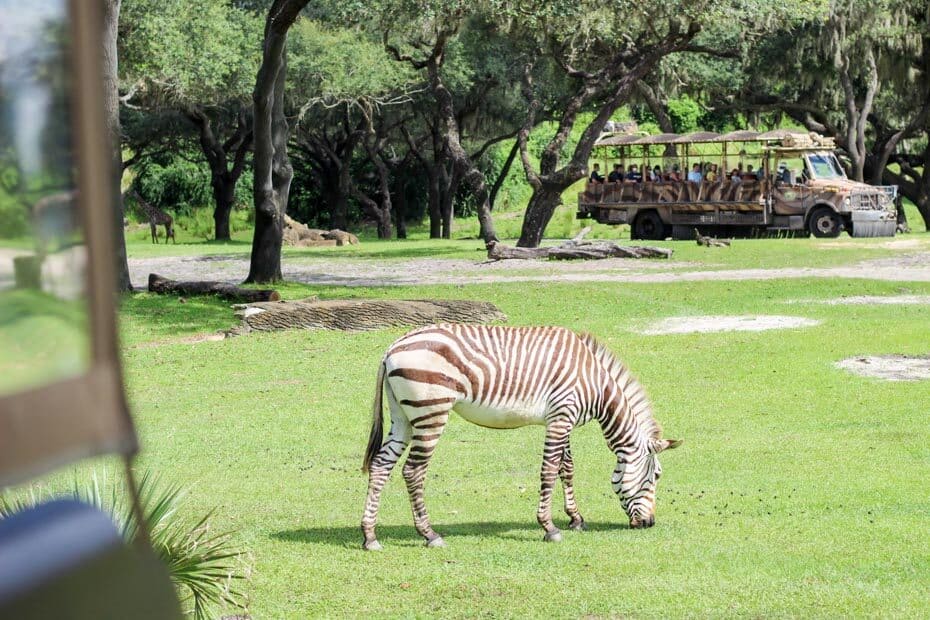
(651, 438, 683, 453)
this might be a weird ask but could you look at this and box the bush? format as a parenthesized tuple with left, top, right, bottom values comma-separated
(0, 195, 29, 238)
(0, 469, 250, 619)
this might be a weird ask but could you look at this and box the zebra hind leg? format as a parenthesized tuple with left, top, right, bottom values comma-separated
(402, 409, 450, 548)
(538, 420, 572, 542)
(559, 443, 586, 531)
(361, 407, 411, 551)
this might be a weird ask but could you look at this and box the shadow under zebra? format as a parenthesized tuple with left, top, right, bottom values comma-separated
(271, 520, 633, 549)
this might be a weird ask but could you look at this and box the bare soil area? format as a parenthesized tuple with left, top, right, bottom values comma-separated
(836, 355, 930, 382)
(640, 315, 820, 335)
(801, 294, 930, 305)
(128, 250, 930, 288)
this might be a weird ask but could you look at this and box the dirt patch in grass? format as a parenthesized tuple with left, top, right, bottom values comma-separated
(836, 355, 930, 381)
(640, 315, 821, 335)
(804, 294, 930, 306)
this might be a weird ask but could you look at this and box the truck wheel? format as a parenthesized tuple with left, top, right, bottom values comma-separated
(808, 207, 842, 238)
(632, 210, 668, 240)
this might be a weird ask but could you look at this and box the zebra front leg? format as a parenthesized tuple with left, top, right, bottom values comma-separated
(559, 443, 586, 531)
(402, 412, 449, 548)
(538, 420, 571, 542)
(361, 418, 410, 551)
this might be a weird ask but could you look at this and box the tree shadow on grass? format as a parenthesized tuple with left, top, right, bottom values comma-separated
(272, 520, 628, 550)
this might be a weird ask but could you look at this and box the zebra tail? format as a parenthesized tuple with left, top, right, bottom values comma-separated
(362, 361, 386, 474)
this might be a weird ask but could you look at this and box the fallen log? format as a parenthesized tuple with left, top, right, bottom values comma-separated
(695, 229, 731, 247)
(486, 228, 671, 261)
(228, 298, 506, 335)
(148, 273, 280, 302)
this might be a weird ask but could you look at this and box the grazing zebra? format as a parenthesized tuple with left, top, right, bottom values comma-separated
(361, 324, 681, 550)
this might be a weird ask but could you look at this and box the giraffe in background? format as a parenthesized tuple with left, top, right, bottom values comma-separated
(129, 190, 175, 244)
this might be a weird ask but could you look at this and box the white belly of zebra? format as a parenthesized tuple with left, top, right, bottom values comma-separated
(452, 399, 548, 429)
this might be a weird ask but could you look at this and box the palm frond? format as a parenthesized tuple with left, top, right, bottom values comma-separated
(0, 468, 250, 620)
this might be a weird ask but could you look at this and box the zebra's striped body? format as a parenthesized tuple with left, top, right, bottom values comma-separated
(361, 324, 681, 549)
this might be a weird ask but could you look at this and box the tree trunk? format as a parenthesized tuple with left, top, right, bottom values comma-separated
(246, 0, 306, 284)
(212, 176, 235, 241)
(188, 108, 251, 242)
(102, 0, 132, 292)
(426, 61, 497, 243)
(427, 168, 442, 238)
(515, 26, 698, 247)
(393, 173, 407, 239)
(517, 187, 563, 248)
(329, 174, 350, 230)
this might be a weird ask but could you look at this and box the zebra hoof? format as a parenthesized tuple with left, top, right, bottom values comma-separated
(569, 520, 587, 532)
(543, 530, 563, 543)
(426, 536, 446, 548)
(363, 540, 383, 551)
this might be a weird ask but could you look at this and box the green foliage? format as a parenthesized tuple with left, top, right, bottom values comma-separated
(132, 157, 212, 217)
(175, 206, 254, 241)
(0, 189, 29, 238)
(667, 96, 702, 134)
(120, 0, 262, 105)
(287, 19, 415, 104)
(0, 470, 249, 619)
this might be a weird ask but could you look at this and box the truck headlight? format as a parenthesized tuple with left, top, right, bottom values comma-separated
(843, 197, 851, 209)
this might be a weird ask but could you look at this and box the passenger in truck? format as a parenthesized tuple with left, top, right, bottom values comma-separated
(625, 164, 643, 182)
(608, 163, 624, 183)
(687, 163, 702, 183)
(589, 163, 604, 183)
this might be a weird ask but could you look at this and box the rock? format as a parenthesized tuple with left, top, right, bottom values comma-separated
(282, 215, 359, 247)
(295, 239, 337, 248)
(298, 228, 325, 241)
(323, 229, 359, 246)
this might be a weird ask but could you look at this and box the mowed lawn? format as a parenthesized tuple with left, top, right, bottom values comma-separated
(113, 237, 930, 619)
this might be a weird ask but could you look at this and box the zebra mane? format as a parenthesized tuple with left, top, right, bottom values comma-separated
(580, 333, 662, 441)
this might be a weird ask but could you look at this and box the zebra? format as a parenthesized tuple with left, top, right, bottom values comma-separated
(360, 324, 681, 550)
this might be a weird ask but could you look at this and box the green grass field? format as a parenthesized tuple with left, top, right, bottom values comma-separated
(109, 229, 930, 618)
(7, 222, 930, 617)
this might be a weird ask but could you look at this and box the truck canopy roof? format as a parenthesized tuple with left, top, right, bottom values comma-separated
(595, 129, 835, 149)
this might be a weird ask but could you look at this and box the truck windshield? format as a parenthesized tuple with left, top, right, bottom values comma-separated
(807, 153, 846, 180)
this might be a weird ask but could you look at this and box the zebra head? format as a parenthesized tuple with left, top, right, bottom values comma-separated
(612, 438, 682, 528)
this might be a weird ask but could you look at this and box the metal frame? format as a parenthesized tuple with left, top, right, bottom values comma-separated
(0, 0, 138, 488)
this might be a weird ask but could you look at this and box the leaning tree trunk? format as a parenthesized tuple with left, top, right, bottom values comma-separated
(427, 61, 498, 243)
(102, 0, 132, 292)
(518, 187, 565, 248)
(246, 0, 305, 284)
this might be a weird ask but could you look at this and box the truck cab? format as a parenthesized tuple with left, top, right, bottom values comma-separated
(769, 148, 897, 238)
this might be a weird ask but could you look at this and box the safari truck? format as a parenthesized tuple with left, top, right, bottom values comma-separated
(576, 129, 898, 240)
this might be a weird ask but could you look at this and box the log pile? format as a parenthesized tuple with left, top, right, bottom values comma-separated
(283, 215, 359, 247)
(695, 229, 731, 247)
(486, 227, 672, 261)
(148, 273, 280, 302)
(228, 298, 507, 335)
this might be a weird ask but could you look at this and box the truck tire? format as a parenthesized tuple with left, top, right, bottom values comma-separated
(808, 207, 842, 238)
(632, 210, 668, 240)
